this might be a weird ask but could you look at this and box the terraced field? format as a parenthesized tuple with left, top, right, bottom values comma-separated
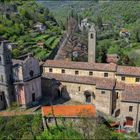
(25, 34, 61, 61)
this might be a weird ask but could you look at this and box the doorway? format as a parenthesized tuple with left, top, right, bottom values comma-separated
(84, 91, 91, 103)
(32, 93, 35, 102)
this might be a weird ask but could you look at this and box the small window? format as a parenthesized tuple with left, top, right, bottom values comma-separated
(48, 117, 52, 123)
(49, 68, 53, 72)
(61, 69, 65, 73)
(129, 106, 133, 112)
(90, 33, 93, 39)
(78, 86, 81, 91)
(104, 73, 108, 77)
(121, 77, 125, 81)
(75, 71, 79, 75)
(89, 71, 93, 76)
(101, 91, 105, 94)
(0, 95, 3, 101)
(135, 78, 140, 82)
(116, 92, 119, 99)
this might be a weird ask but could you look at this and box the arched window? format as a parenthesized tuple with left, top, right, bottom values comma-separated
(29, 70, 34, 77)
(84, 91, 91, 103)
(90, 33, 93, 39)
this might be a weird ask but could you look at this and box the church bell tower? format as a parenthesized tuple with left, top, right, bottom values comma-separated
(0, 40, 13, 109)
(88, 25, 96, 63)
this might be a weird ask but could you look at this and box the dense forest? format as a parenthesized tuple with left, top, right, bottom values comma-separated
(0, 0, 62, 60)
(42, 0, 140, 66)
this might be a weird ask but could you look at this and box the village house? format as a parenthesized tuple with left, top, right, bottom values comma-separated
(13, 54, 42, 108)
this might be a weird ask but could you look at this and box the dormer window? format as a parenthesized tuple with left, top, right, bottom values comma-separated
(29, 70, 34, 77)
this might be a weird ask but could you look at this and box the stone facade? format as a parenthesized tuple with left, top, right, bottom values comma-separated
(13, 56, 42, 108)
(42, 59, 140, 132)
(0, 41, 14, 109)
(88, 25, 96, 63)
(0, 40, 42, 110)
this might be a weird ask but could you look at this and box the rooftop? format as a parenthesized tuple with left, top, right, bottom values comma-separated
(43, 73, 116, 90)
(42, 105, 96, 117)
(43, 60, 117, 72)
(117, 65, 140, 76)
(122, 84, 140, 102)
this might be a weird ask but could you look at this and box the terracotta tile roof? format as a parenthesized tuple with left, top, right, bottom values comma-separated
(122, 84, 140, 102)
(96, 78, 115, 90)
(117, 65, 140, 76)
(43, 73, 115, 90)
(43, 60, 117, 72)
(115, 82, 125, 90)
(42, 105, 96, 117)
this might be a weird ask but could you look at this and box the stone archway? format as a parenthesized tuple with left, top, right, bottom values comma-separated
(115, 109, 120, 117)
(84, 91, 92, 103)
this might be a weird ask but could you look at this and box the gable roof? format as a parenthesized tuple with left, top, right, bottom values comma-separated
(43, 60, 117, 72)
(117, 65, 140, 76)
(43, 73, 115, 90)
(42, 105, 96, 117)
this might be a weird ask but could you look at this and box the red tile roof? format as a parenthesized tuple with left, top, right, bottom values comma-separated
(106, 54, 119, 63)
(122, 84, 140, 102)
(43, 60, 117, 72)
(42, 105, 96, 117)
(96, 78, 115, 90)
(43, 73, 115, 90)
(117, 65, 140, 76)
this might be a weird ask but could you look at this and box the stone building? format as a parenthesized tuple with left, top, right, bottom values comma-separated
(42, 59, 140, 132)
(0, 40, 42, 110)
(13, 55, 42, 108)
(0, 40, 14, 109)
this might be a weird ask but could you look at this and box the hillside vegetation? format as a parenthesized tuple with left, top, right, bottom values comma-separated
(44, 1, 140, 66)
(0, 0, 62, 60)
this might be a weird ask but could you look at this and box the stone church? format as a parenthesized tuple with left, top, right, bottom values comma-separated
(42, 25, 140, 133)
(0, 40, 42, 109)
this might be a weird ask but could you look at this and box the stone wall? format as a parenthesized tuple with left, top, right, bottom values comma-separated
(42, 77, 112, 115)
(116, 75, 140, 84)
(44, 67, 115, 78)
(120, 101, 140, 132)
(61, 81, 96, 103)
(24, 77, 42, 107)
(95, 89, 112, 115)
